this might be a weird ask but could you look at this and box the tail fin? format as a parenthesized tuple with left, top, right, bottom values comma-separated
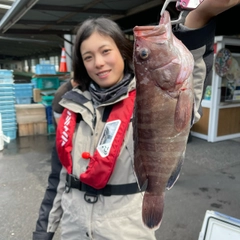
(142, 192, 165, 229)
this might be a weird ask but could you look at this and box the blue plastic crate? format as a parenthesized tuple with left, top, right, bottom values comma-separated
(0, 101, 15, 111)
(0, 96, 15, 102)
(35, 64, 56, 75)
(42, 96, 54, 106)
(0, 78, 14, 83)
(2, 127, 17, 140)
(0, 69, 13, 77)
(31, 77, 59, 90)
(0, 85, 15, 96)
(15, 97, 32, 104)
(0, 83, 14, 87)
(1, 117, 16, 124)
(0, 91, 15, 96)
(45, 105, 53, 124)
(14, 83, 33, 98)
(2, 121, 17, 129)
(0, 70, 14, 83)
(0, 110, 16, 119)
(0, 86, 14, 91)
(47, 123, 55, 134)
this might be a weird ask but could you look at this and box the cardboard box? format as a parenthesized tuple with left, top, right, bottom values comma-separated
(18, 121, 47, 136)
(15, 104, 46, 124)
(33, 88, 42, 102)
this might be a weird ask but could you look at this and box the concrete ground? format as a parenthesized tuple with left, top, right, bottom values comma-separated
(0, 134, 240, 240)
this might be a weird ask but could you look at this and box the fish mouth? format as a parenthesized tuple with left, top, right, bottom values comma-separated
(133, 25, 166, 40)
(133, 25, 156, 32)
(133, 11, 171, 43)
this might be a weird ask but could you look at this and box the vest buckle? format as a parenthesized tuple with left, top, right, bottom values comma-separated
(84, 192, 98, 204)
(65, 173, 72, 193)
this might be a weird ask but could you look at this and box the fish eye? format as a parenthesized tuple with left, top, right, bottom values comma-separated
(139, 48, 149, 59)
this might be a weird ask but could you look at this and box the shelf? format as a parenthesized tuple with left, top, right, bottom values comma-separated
(201, 100, 211, 108)
(194, 36, 240, 142)
(219, 101, 240, 108)
(201, 100, 240, 108)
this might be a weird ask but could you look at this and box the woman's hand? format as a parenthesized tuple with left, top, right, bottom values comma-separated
(184, 0, 240, 29)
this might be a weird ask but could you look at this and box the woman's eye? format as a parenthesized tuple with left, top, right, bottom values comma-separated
(103, 49, 110, 54)
(139, 48, 149, 59)
(84, 56, 92, 61)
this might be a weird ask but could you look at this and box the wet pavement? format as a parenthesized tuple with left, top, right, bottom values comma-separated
(0, 134, 240, 240)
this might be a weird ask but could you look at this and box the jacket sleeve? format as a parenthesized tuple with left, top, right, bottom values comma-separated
(33, 143, 67, 240)
(52, 80, 73, 127)
(173, 17, 216, 124)
(52, 80, 73, 114)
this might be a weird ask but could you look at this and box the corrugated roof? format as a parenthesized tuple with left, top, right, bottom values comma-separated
(0, 0, 239, 63)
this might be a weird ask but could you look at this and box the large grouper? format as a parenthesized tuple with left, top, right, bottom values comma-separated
(133, 10, 194, 229)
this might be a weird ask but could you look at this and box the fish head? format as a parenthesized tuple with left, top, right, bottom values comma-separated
(133, 11, 193, 92)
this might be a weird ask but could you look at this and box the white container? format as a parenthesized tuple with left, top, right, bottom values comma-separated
(198, 210, 240, 240)
(0, 132, 3, 151)
(0, 113, 10, 151)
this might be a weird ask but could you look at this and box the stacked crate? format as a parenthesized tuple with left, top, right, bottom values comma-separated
(14, 83, 34, 104)
(31, 77, 59, 91)
(35, 63, 56, 75)
(31, 63, 59, 134)
(45, 104, 55, 134)
(14, 83, 49, 137)
(32, 63, 59, 94)
(0, 70, 17, 140)
(15, 104, 47, 137)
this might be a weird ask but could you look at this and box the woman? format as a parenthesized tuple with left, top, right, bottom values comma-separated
(56, 18, 152, 239)
(33, 1, 240, 239)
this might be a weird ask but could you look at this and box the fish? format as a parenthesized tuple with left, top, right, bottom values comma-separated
(133, 10, 194, 229)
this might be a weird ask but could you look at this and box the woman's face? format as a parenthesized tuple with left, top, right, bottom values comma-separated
(80, 31, 125, 88)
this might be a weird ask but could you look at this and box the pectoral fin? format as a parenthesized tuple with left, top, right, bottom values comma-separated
(166, 150, 185, 190)
(174, 89, 193, 132)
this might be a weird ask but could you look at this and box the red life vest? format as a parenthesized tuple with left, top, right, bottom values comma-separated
(56, 90, 136, 189)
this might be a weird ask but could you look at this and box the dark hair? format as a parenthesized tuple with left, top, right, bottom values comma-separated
(73, 17, 133, 91)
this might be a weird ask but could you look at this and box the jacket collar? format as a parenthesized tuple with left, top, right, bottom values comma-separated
(89, 73, 134, 106)
(59, 76, 136, 115)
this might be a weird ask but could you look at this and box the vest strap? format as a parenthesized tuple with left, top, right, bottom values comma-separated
(66, 174, 145, 197)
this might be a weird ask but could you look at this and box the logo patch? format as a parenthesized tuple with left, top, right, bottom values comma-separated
(97, 120, 121, 157)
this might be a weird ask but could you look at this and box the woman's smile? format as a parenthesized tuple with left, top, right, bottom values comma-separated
(97, 70, 111, 79)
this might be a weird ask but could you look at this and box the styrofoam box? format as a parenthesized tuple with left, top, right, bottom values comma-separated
(198, 210, 240, 240)
(15, 104, 46, 124)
